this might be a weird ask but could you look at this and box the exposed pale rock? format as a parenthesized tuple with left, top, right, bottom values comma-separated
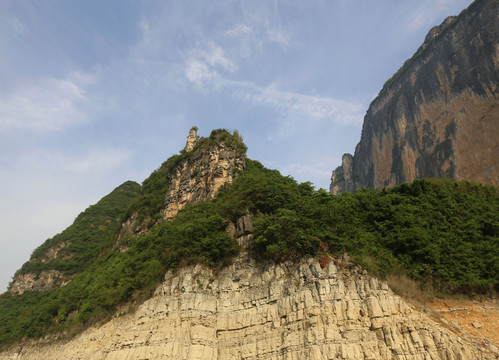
(117, 130, 246, 242)
(185, 127, 198, 152)
(162, 142, 245, 220)
(2, 253, 490, 359)
(8, 270, 69, 295)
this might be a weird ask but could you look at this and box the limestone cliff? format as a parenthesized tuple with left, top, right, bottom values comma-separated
(331, 0, 499, 194)
(3, 251, 494, 359)
(117, 129, 246, 245)
(161, 135, 245, 220)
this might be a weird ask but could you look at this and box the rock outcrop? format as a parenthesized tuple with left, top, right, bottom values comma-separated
(8, 270, 69, 295)
(117, 129, 246, 245)
(331, 0, 499, 194)
(161, 139, 245, 220)
(3, 251, 492, 359)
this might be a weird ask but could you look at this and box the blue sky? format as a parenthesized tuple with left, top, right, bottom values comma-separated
(0, 0, 472, 291)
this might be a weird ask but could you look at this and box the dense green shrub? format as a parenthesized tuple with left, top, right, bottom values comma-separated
(16, 181, 141, 277)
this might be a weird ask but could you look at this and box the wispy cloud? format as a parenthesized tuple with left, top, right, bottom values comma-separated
(266, 27, 290, 46)
(2, 14, 26, 35)
(225, 24, 253, 38)
(183, 44, 237, 90)
(0, 72, 94, 132)
(247, 84, 364, 125)
(182, 60, 364, 127)
(406, 0, 454, 31)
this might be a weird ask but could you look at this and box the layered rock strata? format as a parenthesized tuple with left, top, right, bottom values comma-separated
(331, 0, 499, 194)
(3, 252, 491, 359)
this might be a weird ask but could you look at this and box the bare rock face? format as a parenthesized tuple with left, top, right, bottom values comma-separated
(4, 252, 491, 359)
(9, 242, 70, 294)
(116, 129, 246, 246)
(331, 0, 499, 194)
(161, 142, 245, 220)
(184, 126, 198, 152)
(8, 270, 69, 295)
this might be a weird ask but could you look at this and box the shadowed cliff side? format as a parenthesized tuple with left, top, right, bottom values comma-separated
(331, 0, 498, 194)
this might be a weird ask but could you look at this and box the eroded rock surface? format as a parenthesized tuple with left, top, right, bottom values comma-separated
(161, 143, 245, 220)
(8, 270, 69, 295)
(331, 0, 499, 194)
(3, 253, 492, 359)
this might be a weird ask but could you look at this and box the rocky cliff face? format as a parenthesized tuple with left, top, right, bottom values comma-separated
(331, 0, 499, 194)
(117, 129, 246, 244)
(3, 250, 493, 359)
(161, 141, 245, 220)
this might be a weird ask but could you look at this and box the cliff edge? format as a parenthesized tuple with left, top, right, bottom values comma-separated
(2, 252, 491, 359)
(331, 0, 498, 194)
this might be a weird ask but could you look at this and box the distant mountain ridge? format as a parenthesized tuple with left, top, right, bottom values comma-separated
(330, 0, 499, 194)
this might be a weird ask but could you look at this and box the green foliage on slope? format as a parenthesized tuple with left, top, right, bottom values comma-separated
(16, 181, 141, 277)
(221, 162, 498, 296)
(123, 128, 247, 226)
(0, 155, 497, 349)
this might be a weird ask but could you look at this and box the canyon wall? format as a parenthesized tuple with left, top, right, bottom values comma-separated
(331, 0, 498, 194)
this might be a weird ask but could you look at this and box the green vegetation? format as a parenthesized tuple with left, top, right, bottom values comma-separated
(0, 135, 497, 349)
(123, 128, 247, 227)
(0, 190, 239, 348)
(16, 181, 141, 277)
(220, 162, 498, 296)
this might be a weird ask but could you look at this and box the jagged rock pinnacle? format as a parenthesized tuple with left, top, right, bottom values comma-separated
(184, 126, 198, 152)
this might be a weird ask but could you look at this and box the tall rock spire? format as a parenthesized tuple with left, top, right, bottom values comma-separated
(184, 126, 198, 152)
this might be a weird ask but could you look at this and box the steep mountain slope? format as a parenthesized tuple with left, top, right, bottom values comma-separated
(330, 0, 498, 194)
(8, 181, 141, 294)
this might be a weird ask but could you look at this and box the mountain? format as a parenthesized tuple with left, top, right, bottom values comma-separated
(1, 128, 498, 359)
(1, 0, 499, 356)
(8, 181, 141, 295)
(330, 0, 498, 194)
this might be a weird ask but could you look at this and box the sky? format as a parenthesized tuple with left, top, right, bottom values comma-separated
(0, 0, 473, 292)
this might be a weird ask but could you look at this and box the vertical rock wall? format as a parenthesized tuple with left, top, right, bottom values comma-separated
(3, 253, 490, 359)
(331, 0, 499, 194)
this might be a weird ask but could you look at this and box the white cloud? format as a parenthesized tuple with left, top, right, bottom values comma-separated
(202, 45, 237, 72)
(248, 84, 364, 125)
(184, 69, 364, 127)
(226, 24, 253, 37)
(267, 27, 290, 46)
(183, 44, 237, 90)
(184, 59, 217, 89)
(0, 73, 94, 132)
